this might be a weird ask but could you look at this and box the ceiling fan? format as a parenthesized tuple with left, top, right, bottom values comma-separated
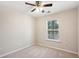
(25, 1, 53, 13)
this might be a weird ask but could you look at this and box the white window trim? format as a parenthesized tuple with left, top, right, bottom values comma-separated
(46, 20, 60, 42)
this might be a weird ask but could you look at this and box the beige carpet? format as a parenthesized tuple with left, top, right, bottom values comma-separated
(2, 45, 78, 58)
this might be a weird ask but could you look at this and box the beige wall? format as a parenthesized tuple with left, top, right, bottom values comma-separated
(0, 6, 35, 55)
(0, 5, 78, 56)
(78, 7, 79, 55)
(36, 8, 77, 54)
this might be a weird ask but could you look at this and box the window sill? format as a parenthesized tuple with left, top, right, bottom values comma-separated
(46, 39, 61, 43)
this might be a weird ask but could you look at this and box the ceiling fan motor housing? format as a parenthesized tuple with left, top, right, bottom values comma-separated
(36, 1, 41, 7)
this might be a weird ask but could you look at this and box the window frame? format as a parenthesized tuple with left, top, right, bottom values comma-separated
(46, 20, 60, 42)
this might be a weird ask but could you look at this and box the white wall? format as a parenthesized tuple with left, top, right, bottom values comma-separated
(36, 8, 77, 54)
(0, 6, 35, 55)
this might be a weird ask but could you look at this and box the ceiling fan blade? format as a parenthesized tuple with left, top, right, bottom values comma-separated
(43, 3, 52, 7)
(25, 2, 36, 6)
(31, 8, 36, 12)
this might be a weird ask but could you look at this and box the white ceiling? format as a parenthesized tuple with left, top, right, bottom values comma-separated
(0, 1, 79, 18)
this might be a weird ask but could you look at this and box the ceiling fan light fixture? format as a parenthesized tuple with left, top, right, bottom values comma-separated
(36, 8, 40, 12)
(35, 6, 43, 12)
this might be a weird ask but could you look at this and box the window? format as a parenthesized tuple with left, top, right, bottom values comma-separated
(47, 20, 59, 41)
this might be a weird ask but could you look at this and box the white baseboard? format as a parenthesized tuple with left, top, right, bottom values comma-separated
(0, 43, 77, 57)
(0, 44, 33, 58)
(38, 43, 77, 55)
